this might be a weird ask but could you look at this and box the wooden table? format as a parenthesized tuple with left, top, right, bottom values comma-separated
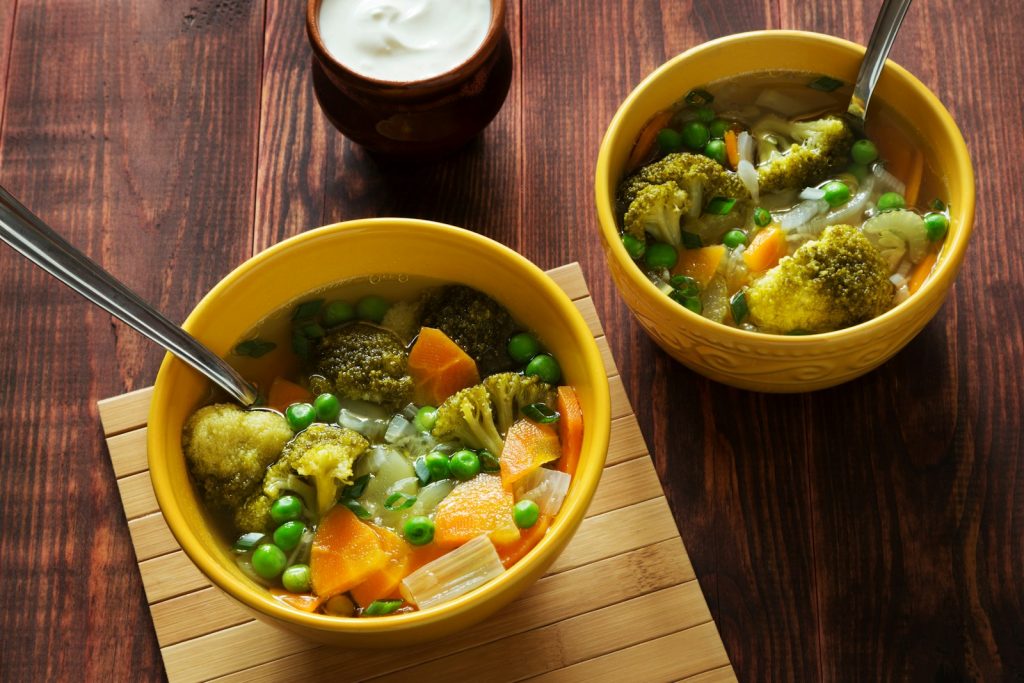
(1, 1, 1020, 680)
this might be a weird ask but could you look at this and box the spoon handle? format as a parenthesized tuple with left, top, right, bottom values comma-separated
(849, 0, 914, 121)
(0, 184, 259, 406)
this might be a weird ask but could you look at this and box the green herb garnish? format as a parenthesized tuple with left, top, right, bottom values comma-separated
(232, 532, 265, 553)
(342, 499, 371, 520)
(384, 492, 417, 511)
(342, 474, 371, 500)
(685, 88, 714, 106)
(808, 75, 844, 92)
(705, 197, 737, 215)
(521, 402, 560, 424)
(681, 230, 703, 249)
(291, 299, 324, 321)
(233, 338, 276, 358)
(363, 599, 403, 616)
(478, 449, 501, 473)
(730, 290, 749, 324)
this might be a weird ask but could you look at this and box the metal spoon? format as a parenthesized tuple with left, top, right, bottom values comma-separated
(0, 184, 259, 406)
(847, 0, 915, 127)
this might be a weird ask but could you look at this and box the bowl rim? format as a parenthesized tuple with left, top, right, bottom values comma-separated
(148, 217, 611, 635)
(594, 29, 976, 348)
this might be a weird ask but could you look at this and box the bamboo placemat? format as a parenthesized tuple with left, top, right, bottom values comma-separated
(97, 263, 735, 683)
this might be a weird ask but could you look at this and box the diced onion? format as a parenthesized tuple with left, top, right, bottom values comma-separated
(385, 414, 418, 444)
(889, 273, 906, 287)
(338, 409, 388, 441)
(400, 403, 420, 420)
(780, 199, 829, 230)
(737, 159, 759, 202)
(799, 187, 826, 201)
(400, 535, 505, 610)
(517, 468, 571, 517)
(894, 283, 910, 304)
(737, 131, 755, 165)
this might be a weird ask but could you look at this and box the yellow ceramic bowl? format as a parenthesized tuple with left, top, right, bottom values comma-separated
(148, 218, 610, 647)
(595, 31, 974, 392)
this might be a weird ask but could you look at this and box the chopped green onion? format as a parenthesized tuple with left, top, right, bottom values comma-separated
(363, 599, 403, 616)
(342, 499, 371, 520)
(753, 207, 772, 227)
(233, 532, 265, 553)
(730, 290, 749, 324)
(930, 198, 947, 211)
(685, 88, 714, 106)
(670, 290, 702, 313)
(233, 339, 276, 358)
(384, 492, 417, 511)
(291, 330, 311, 360)
(291, 299, 324, 321)
(705, 197, 737, 215)
(478, 449, 501, 473)
(413, 456, 431, 485)
(342, 474, 371, 499)
(681, 231, 703, 249)
(301, 323, 325, 339)
(808, 75, 843, 92)
(522, 402, 560, 424)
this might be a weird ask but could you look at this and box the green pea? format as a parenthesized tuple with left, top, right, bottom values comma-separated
(877, 192, 906, 211)
(656, 128, 683, 153)
(753, 206, 772, 227)
(449, 450, 481, 481)
(425, 451, 451, 480)
(525, 353, 562, 384)
(694, 106, 715, 123)
(851, 139, 879, 165)
(644, 242, 678, 269)
(722, 229, 747, 249)
(281, 564, 311, 593)
(708, 118, 729, 139)
(284, 402, 315, 432)
(924, 212, 949, 241)
(507, 332, 541, 364)
(704, 139, 726, 165)
(621, 233, 646, 260)
(251, 543, 287, 579)
(313, 393, 341, 423)
(270, 495, 303, 525)
(273, 521, 306, 552)
(356, 295, 390, 323)
(513, 499, 540, 529)
(403, 516, 435, 546)
(414, 405, 438, 432)
(322, 300, 355, 327)
(822, 181, 851, 207)
(681, 121, 710, 150)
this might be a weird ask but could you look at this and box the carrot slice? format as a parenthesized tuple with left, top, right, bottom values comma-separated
(433, 474, 520, 547)
(673, 244, 726, 287)
(269, 588, 324, 613)
(407, 327, 481, 406)
(724, 130, 739, 169)
(310, 505, 386, 599)
(267, 377, 312, 414)
(350, 526, 412, 608)
(495, 515, 551, 569)
(743, 226, 787, 273)
(908, 250, 939, 294)
(626, 109, 674, 171)
(406, 543, 448, 573)
(499, 419, 562, 490)
(556, 386, 584, 476)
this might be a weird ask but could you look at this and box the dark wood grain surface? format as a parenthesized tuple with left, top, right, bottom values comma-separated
(1, 1, 1021, 680)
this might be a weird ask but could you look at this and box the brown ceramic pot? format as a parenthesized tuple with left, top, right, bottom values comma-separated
(307, 0, 512, 156)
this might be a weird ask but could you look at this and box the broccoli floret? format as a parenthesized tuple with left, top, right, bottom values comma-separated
(418, 286, 518, 376)
(309, 323, 413, 410)
(617, 153, 750, 247)
(182, 404, 292, 512)
(752, 115, 854, 194)
(380, 299, 423, 344)
(234, 492, 273, 534)
(482, 372, 557, 435)
(432, 384, 504, 456)
(745, 224, 894, 334)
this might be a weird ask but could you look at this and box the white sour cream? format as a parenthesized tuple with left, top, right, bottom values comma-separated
(319, 0, 492, 82)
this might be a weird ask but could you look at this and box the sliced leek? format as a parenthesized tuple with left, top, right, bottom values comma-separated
(400, 535, 505, 610)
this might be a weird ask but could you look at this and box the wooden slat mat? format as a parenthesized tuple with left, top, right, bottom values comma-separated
(98, 263, 735, 683)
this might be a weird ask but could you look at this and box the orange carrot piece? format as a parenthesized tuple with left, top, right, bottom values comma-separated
(406, 543, 448, 573)
(310, 505, 386, 599)
(724, 130, 739, 169)
(495, 515, 551, 569)
(269, 588, 324, 613)
(908, 250, 939, 294)
(626, 109, 674, 171)
(743, 226, 787, 273)
(903, 149, 924, 207)
(556, 386, 584, 477)
(350, 526, 412, 608)
(433, 474, 520, 548)
(672, 244, 726, 287)
(499, 419, 562, 490)
(408, 327, 480, 406)
(266, 377, 312, 414)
